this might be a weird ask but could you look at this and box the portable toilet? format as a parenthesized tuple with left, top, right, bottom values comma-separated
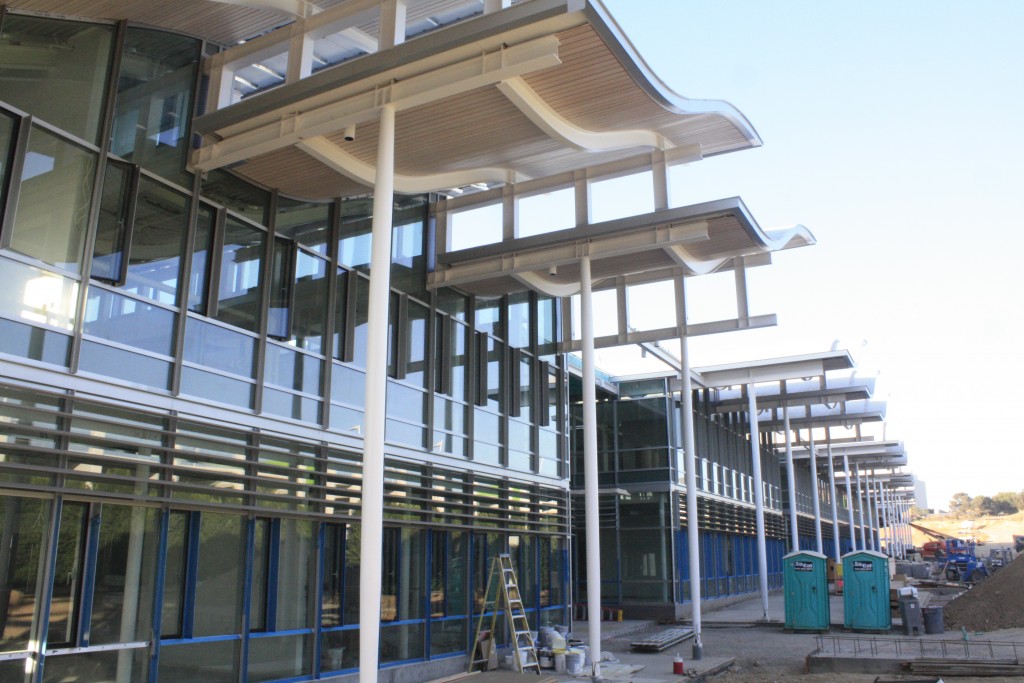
(842, 550, 891, 631)
(783, 550, 830, 631)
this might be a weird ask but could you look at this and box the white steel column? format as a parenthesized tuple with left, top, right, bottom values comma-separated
(843, 454, 855, 551)
(855, 464, 866, 551)
(868, 475, 879, 552)
(579, 255, 603, 676)
(358, 103, 396, 683)
(679, 319, 704, 658)
(747, 387, 770, 621)
(881, 483, 891, 556)
(783, 406, 799, 552)
(808, 431, 822, 554)
(825, 431, 841, 561)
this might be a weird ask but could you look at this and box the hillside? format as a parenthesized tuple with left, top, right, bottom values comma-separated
(911, 511, 1024, 547)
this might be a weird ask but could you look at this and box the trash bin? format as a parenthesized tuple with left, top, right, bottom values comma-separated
(898, 596, 923, 636)
(923, 606, 945, 634)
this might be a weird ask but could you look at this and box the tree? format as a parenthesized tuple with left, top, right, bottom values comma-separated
(970, 495, 996, 517)
(948, 492, 972, 519)
(991, 492, 1020, 515)
(908, 505, 927, 521)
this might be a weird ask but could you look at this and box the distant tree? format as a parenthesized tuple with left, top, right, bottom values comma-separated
(908, 505, 927, 521)
(991, 492, 1020, 515)
(948, 492, 972, 519)
(970, 495, 996, 517)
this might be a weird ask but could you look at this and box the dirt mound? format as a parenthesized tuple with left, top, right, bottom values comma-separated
(944, 553, 1024, 631)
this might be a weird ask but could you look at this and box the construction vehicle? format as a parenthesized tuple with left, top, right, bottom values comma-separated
(910, 522, 954, 559)
(941, 538, 988, 583)
(1014, 534, 1024, 554)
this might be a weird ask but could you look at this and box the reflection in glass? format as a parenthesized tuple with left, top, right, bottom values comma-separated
(276, 519, 314, 630)
(404, 301, 428, 388)
(124, 177, 189, 304)
(0, 497, 50, 652)
(91, 160, 133, 283)
(276, 198, 330, 255)
(84, 287, 175, 355)
(508, 292, 530, 349)
(110, 27, 200, 186)
(48, 502, 87, 646)
(161, 511, 188, 637)
(159, 639, 239, 683)
(202, 169, 269, 226)
(0, 15, 114, 143)
(292, 251, 328, 352)
(214, 217, 265, 333)
(10, 126, 97, 273)
(0, 258, 79, 330)
(194, 513, 245, 636)
(89, 505, 159, 644)
(79, 340, 170, 389)
(0, 113, 14, 214)
(187, 203, 216, 313)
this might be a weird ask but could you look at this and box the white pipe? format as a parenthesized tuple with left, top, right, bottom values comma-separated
(825, 430, 841, 561)
(881, 483, 890, 556)
(808, 431, 822, 555)
(359, 103, 395, 683)
(579, 255, 602, 676)
(117, 467, 150, 683)
(843, 453, 855, 552)
(868, 476, 879, 552)
(783, 407, 799, 552)
(747, 387, 769, 621)
(679, 328, 703, 658)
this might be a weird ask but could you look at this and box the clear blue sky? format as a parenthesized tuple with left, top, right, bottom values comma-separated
(599, 0, 1024, 509)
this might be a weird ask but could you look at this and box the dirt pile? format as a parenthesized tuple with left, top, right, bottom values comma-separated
(943, 553, 1024, 631)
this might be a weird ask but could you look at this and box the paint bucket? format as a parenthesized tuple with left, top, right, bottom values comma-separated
(673, 653, 685, 675)
(565, 650, 584, 675)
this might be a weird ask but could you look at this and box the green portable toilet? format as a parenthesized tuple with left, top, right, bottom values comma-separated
(842, 550, 891, 632)
(783, 550, 830, 631)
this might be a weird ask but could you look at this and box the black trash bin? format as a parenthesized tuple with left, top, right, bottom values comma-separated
(922, 606, 945, 634)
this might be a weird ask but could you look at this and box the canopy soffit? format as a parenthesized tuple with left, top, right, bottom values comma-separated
(176, 0, 762, 199)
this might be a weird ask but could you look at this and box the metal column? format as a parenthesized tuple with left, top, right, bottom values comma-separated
(679, 307, 703, 659)
(747, 387, 770, 621)
(358, 103, 396, 683)
(808, 431, 822, 554)
(825, 430, 841, 561)
(842, 453, 856, 551)
(855, 464, 866, 551)
(579, 256, 603, 676)
(783, 406, 799, 552)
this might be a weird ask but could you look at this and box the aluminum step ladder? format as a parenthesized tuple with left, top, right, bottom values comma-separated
(468, 553, 541, 674)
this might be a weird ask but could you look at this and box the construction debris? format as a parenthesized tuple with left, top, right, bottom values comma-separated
(629, 627, 694, 652)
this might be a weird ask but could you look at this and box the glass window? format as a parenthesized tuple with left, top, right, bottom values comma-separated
(9, 125, 97, 273)
(518, 187, 575, 237)
(264, 342, 321, 395)
(91, 160, 134, 283)
(0, 112, 15, 215)
(89, 505, 160, 644)
(474, 298, 502, 337)
(214, 217, 265, 333)
(337, 199, 371, 269)
(250, 519, 270, 632)
(187, 203, 217, 313)
(276, 198, 330, 256)
(0, 496, 51, 652)
(0, 15, 115, 144)
(124, 177, 189, 304)
(181, 313, 256, 389)
(202, 169, 269, 226)
(273, 245, 328, 351)
(449, 202, 501, 251)
(79, 340, 171, 389)
(404, 300, 428, 388)
(275, 519, 315, 630)
(0, 257, 79, 330)
(83, 287, 175, 355)
(266, 237, 291, 340)
(507, 292, 530, 349)
(381, 528, 424, 623)
(161, 511, 188, 638)
(110, 27, 201, 186)
(589, 171, 654, 223)
(48, 501, 87, 646)
(194, 513, 246, 636)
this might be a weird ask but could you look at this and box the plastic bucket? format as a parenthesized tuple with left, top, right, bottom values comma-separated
(565, 650, 583, 675)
